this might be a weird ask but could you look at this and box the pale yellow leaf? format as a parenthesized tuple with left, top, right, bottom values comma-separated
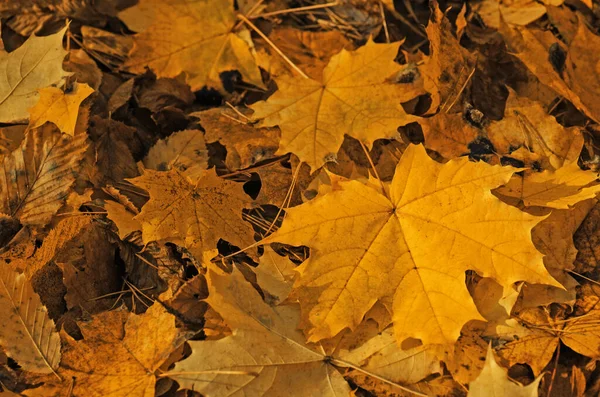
(254, 246, 297, 304)
(0, 26, 69, 123)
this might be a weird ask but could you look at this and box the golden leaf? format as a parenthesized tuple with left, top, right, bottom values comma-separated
(0, 26, 69, 123)
(251, 39, 422, 170)
(0, 267, 61, 374)
(28, 82, 94, 136)
(121, 0, 263, 92)
(265, 144, 559, 345)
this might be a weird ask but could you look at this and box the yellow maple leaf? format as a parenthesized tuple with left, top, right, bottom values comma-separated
(28, 82, 94, 136)
(130, 168, 255, 259)
(121, 0, 263, 92)
(250, 39, 422, 170)
(265, 144, 560, 345)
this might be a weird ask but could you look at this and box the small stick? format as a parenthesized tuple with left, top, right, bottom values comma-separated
(225, 101, 250, 121)
(359, 141, 389, 199)
(379, 1, 390, 44)
(233, 0, 265, 30)
(263, 161, 302, 236)
(250, 1, 339, 19)
(237, 14, 310, 79)
(443, 65, 476, 113)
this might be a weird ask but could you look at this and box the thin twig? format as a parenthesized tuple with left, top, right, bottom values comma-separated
(332, 357, 429, 397)
(379, 1, 390, 44)
(547, 344, 560, 397)
(250, 1, 340, 19)
(263, 161, 302, 236)
(359, 141, 389, 199)
(225, 102, 250, 121)
(238, 13, 309, 79)
(443, 65, 476, 113)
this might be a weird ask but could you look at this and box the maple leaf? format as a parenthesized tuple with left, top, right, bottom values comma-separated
(0, 267, 61, 375)
(0, 124, 88, 227)
(250, 39, 422, 170)
(256, 27, 351, 79)
(168, 267, 438, 397)
(24, 304, 184, 397)
(420, 111, 479, 159)
(131, 168, 255, 259)
(265, 144, 560, 345)
(0, 26, 69, 123)
(28, 82, 94, 136)
(121, 0, 263, 92)
(468, 345, 540, 397)
(87, 116, 139, 187)
(564, 21, 600, 124)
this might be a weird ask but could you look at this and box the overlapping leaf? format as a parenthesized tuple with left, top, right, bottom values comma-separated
(0, 124, 87, 227)
(266, 144, 559, 345)
(251, 39, 422, 170)
(121, 0, 263, 92)
(0, 26, 69, 123)
(0, 267, 61, 374)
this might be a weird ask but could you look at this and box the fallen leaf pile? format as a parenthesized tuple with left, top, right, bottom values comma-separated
(2, 0, 600, 396)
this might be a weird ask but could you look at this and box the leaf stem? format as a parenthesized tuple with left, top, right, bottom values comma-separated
(249, 1, 340, 19)
(359, 140, 389, 199)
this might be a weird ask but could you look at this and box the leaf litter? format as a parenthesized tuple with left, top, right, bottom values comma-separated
(1, 0, 600, 396)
